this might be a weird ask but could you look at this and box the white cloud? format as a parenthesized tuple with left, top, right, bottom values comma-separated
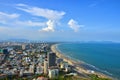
(40, 20, 55, 32)
(14, 20, 46, 27)
(0, 4, 84, 38)
(0, 12, 20, 24)
(68, 19, 84, 32)
(16, 3, 28, 7)
(16, 4, 65, 20)
(0, 11, 46, 27)
(16, 4, 66, 32)
(0, 12, 19, 19)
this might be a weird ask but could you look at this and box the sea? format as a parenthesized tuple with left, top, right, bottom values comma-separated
(56, 42, 120, 80)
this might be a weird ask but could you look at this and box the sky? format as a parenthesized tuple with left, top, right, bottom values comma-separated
(0, 0, 120, 42)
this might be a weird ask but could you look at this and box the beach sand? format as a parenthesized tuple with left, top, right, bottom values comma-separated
(51, 44, 113, 79)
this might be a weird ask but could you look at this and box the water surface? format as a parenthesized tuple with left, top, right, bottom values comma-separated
(57, 43, 120, 79)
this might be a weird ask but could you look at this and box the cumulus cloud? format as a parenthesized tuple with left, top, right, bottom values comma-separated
(68, 19, 84, 32)
(16, 4, 65, 32)
(40, 20, 55, 32)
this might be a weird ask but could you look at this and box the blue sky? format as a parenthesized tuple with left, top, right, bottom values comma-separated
(0, 0, 120, 42)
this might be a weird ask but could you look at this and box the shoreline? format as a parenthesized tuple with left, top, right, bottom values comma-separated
(51, 44, 113, 79)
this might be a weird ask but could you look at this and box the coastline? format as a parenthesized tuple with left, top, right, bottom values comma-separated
(51, 44, 113, 79)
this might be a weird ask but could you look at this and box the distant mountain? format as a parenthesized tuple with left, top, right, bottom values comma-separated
(70, 41, 118, 44)
(83, 41, 119, 44)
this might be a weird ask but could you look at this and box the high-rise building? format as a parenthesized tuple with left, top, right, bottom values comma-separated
(22, 44, 26, 50)
(48, 52, 56, 68)
(44, 60, 48, 74)
(3, 49, 8, 54)
(0, 49, 3, 54)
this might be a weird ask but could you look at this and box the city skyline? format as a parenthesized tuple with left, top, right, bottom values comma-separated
(0, 0, 120, 42)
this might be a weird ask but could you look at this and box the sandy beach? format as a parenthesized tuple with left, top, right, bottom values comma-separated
(51, 44, 113, 79)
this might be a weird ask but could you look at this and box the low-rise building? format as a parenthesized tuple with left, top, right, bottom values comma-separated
(36, 65, 43, 74)
(29, 64, 35, 73)
(60, 62, 68, 69)
(48, 69, 59, 79)
(0, 74, 7, 79)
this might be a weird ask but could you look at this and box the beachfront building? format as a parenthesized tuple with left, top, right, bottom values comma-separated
(48, 69, 59, 79)
(48, 52, 56, 68)
(65, 66, 71, 72)
(60, 62, 68, 69)
(56, 58, 63, 66)
(60, 62, 71, 72)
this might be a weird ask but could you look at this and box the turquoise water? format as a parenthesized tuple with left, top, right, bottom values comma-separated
(57, 43, 120, 79)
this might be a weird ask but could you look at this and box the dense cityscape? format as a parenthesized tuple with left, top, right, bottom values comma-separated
(0, 41, 112, 80)
(0, 42, 77, 80)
